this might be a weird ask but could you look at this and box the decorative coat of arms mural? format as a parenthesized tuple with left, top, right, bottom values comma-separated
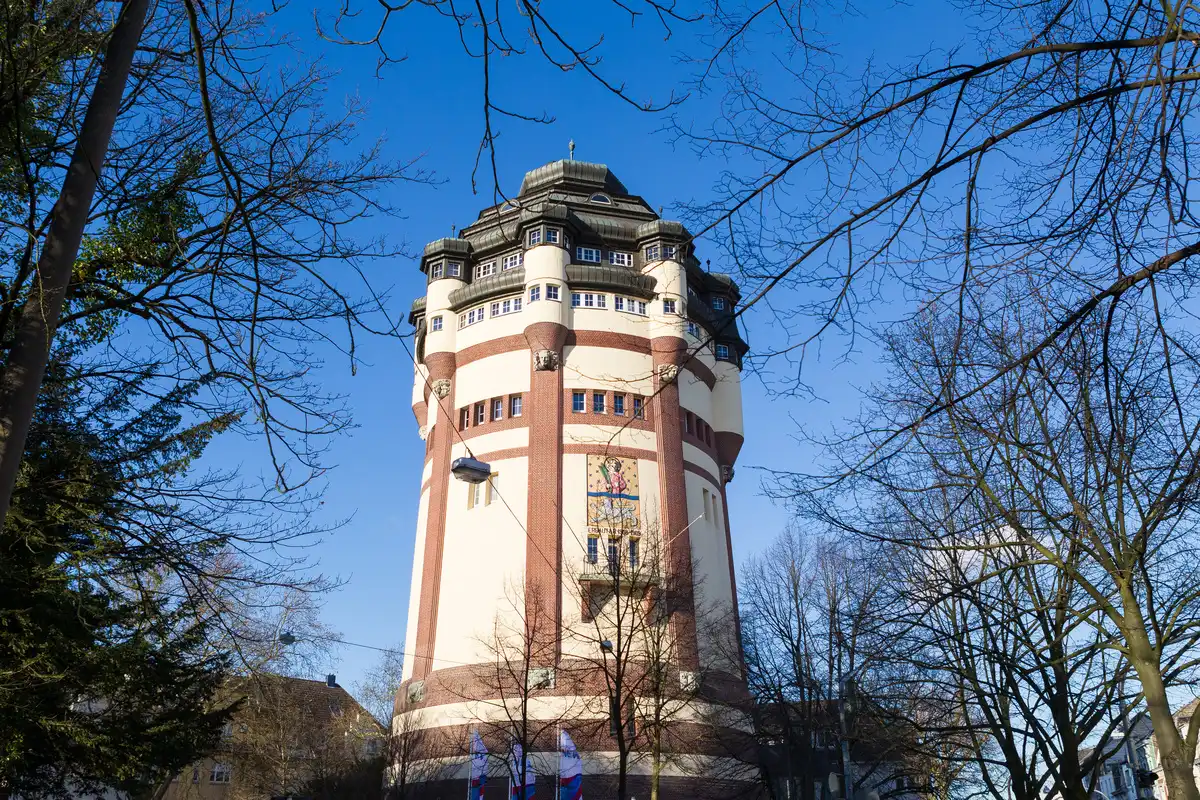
(586, 454, 641, 532)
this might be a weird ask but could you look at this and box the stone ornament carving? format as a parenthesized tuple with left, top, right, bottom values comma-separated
(657, 364, 680, 385)
(533, 349, 560, 371)
(720, 465, 735, 484)
(431, 379, 452, 399)
(418, 425, 429, 441)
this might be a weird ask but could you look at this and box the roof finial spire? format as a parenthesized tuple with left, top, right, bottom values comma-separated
(568, 139, 576, 161)
(451, 223, 456, 238)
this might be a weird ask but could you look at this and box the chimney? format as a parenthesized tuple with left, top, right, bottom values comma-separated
(326, 674, 337, 688)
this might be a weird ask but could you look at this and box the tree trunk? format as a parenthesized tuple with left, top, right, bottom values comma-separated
(1124, 604, 1200, 800)
(0, 0, 150, 530)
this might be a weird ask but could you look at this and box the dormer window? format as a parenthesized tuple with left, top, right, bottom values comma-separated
(447, 261, 463, 278)
(430, 261, 444, 279)
(546, 228, 561, 244)
(663, 245, 677, 259)
(712, 296, 726, 311)
(715, 344, 731, 361)
(589, 193, 613, 204)
(576, 246, 601, 264)
(528, 229, 542, 247)
(609, 251, 633, 267)
(502, 252, 523, 271)
(475, 261, 497, 279)
(644, 245, 660, 261)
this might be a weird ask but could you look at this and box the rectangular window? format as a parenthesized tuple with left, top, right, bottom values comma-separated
(576, 246, 601, 263)
(633, 397, 644, 419)
(528, 229, 542, 246)
(685, 412, 694, 435)
(529, 285, 541, 303)
(712, 297, 727, 310)
(485, 473, 498, 506)
(546, 228, 561, 244)
(614, 296, 625, 312)
(431, 315, 444, 332)
(663, 299, 678, 315)
(460, 408, 469, 429)
(492, 398, 503, 421)
(609, 251, 633, 267)
(703, 487, 711, 520)
(614, 395, 625, 416)
(607, 538, 620, 575)
(475, 261, 497, 279)
(596, 294, 607, 309)
(491, 301, 500, 316)
(510, 395, 523, 417)
(431, 261, 444, 279)
(547, 284, 561, 301)
(644, 245, 660, 261)
(475, 403, 485, 426)
(686, 321, 700, 338)
(663, 245, 677, 259)
(502, 252, 523, 270)
(635, 300, 647, 315)
(469, 480, 483, 509)
(714, 496, 721, 530)
(584, 293, 596, 308)
(628, 538, 639, 570)
(192, 768, 200, 784)
(458, 313, 467, 329)
(587, 536, 599, 564)
(210, 764, 232, 784)
(572, 391, 586, 413)
(716, 344, 730, 360)
(571, 293, 582, 308)
(447, 261, 462, 277)
(593, 392, 605, 414)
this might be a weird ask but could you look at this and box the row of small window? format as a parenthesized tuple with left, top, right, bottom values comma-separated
(586, 534, 640, 571)
(685, 410, 718, 448)
(570, 292, 652, 315)
(430, 252, 525, 281)
(429, 241, 687, 282)
(460, 394, 524, 429)
(571, 391, 645, 418)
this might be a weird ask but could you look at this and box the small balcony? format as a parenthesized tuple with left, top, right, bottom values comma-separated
(576, 555, 658, 587)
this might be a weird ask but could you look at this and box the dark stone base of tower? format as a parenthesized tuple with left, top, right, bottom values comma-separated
(397, 773, 763, 800)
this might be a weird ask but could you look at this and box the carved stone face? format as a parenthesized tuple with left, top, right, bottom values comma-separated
(431, 379, 452, 399)
(658, 364, 680, 384)
(533, 349, 559, 371)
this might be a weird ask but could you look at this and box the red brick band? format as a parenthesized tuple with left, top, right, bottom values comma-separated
(524, 322, 569, 662)
(413, 352, 457, 680)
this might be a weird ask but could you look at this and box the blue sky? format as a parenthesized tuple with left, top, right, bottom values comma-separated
(203, 0, 953, 692)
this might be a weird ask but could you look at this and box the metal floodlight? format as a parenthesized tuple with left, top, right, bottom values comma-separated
(451, 456, 492, 484)
(278, 631, 297, 646)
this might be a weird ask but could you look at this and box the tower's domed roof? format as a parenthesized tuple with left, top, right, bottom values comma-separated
(518, 160, 628, 197)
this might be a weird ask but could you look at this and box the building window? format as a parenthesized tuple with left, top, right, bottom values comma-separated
(584, 293, 596, 308)
(529, 285, 541, 303)
(576, 246, 601, 263)
(593, 392, 606, 413)
(685, 412, 694, 435)
(459, 306, 485, 329)
(447, 261, 463, 277)
(714, 496, 721, 529)
(573, 391, 586, 413)
(609, 251, 633, 267)
(712, 297, 727, 311)
(475, 261, 496, 279)
(490, 297, 523, 317)
(431, 315, 444, 332)
(663, 299, 678, 315)
(596, 294, 608, 309)
(686, 321, 700, 338)
(614, 296, 625, 312)
(702, 487, 711, 519)
(192, 768, 200, 784)
(469, 480, 484, 509)
(644, 245, 660, 261)
(587, 536, 599, 564)
(663, 245, 677, 259)
(210, 764, 232, 784)
(468, 476, 498, 509)
(475, 403, 485, 426)
(607, 538, 620, 574)
(431, 261, 444, 279)
(715, 344, 730, 360)
(547, 284, 561, 301)
(590, 193, 613, 204)
(502, 252, 523, 270)
(546, 228, 561, 244)
(614, 395, 625, 416)
(528, 229, 542, 247)
(492, 398, 504, 421)
(510, 395, 523, 417)
(628, 538, 639, 570)
(460, 408, 470, 430)
(571, 293, 582, 308)
(633, 397, 644, 419)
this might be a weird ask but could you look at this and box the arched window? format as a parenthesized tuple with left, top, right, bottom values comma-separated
(589, 193, 613, 204)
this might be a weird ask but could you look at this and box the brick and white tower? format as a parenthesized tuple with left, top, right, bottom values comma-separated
(397, 161, 753, 798)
